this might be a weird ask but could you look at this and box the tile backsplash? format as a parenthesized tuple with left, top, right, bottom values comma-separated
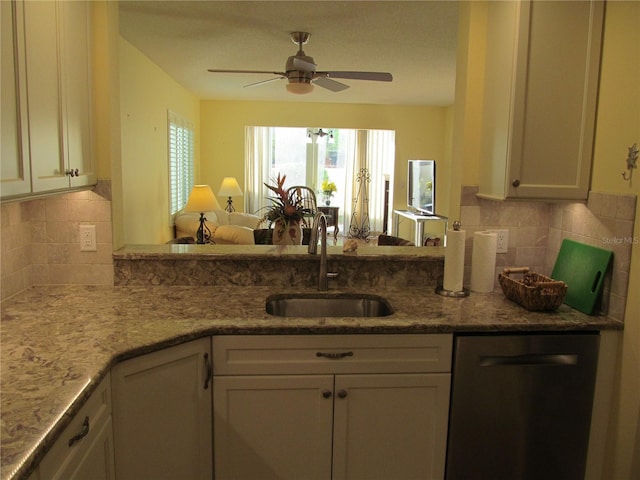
(1, 183, 634, 323)
(0, 182, 113, 302)
(460, 186, 636, 322)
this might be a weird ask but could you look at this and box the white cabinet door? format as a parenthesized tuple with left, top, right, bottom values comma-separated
(40, 374, 114, 480)
(1, 0, 31, 197)
(22, 0, 68, 193)
(478, 0, 604, 200)
(214, 375, 334, 480)
(332, 373, 451, 480)
(58, 0, 95, 188)
(112, 338, 213, 480)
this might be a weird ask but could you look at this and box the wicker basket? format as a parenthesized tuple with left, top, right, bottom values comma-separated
(498, 267, 568, 311)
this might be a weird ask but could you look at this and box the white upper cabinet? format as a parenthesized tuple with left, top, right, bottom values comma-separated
(478, 0, 604, 200)
(1, 0, 30, 197)
(1, 0, 95, 200)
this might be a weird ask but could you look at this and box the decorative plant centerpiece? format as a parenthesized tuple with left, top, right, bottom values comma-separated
(321, 177, 337, 206)
(260, 173, 311, 245)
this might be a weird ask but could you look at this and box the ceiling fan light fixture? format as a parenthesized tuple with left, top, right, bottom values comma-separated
(286, 82, 314, 95)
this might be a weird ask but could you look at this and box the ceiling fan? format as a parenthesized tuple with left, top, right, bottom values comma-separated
(208, 32, 393, 95)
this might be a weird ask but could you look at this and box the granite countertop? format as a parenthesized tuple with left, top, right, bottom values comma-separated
(0, 284, 623, 480)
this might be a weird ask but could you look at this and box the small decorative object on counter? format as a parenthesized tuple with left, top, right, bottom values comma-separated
(342, 238, 359, 253)
(498, 267, 567, 311)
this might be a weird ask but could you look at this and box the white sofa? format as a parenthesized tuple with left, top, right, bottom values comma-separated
(174, 209, 262, 244)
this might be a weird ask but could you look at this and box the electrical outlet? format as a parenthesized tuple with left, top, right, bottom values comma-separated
(79, 225, 97, 251)
(493, 229, 509, 253)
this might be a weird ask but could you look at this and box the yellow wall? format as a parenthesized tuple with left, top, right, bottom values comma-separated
(592, 2, 640, 478)
(448, 1, 487, 221)
(200, 100, 453, 232)
(119, 38, 200, 244)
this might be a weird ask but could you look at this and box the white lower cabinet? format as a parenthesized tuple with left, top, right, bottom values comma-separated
(331, 373, 451, 480)
(214, 374, 334, 479)
(39, 374, 114, 480)
(111, 338, 213, 480)
(213, 334, 453, 480)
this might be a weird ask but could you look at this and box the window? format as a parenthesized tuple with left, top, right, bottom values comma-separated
(168, 111, 194, 222)
(246, 127, 395, 235)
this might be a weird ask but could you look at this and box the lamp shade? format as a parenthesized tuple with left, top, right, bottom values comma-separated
(218, 177, 243, 197)
(185, 185, 220, 212)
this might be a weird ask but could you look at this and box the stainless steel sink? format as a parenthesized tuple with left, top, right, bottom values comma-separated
(266, 293, 394, 317)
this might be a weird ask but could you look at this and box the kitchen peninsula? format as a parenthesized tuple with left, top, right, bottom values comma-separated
(1, 273, 622, 480)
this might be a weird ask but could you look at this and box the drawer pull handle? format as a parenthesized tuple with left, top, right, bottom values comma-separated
(68, 416, 90, 447)
(203, 353, 212, 390)
(316, 351, 354, 360)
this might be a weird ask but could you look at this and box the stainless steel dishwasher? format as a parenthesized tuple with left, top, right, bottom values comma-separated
(446, 332, 599, 480)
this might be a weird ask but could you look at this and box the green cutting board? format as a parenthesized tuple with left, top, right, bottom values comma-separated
(551, 239, 613, 314)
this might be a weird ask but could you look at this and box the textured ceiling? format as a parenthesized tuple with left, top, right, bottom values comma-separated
(119, 1, 458, 105)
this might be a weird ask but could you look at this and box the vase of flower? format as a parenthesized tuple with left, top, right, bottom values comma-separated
(260, 173, 312, 245)
(321, 178, 337, 207)
(273, 218, 303, 245)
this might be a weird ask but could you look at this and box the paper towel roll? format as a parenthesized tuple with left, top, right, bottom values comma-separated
(471, 231, 498, 293)
(443, 228, 465, 292)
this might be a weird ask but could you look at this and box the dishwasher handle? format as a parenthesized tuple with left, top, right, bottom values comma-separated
(479, 353, 578, 367)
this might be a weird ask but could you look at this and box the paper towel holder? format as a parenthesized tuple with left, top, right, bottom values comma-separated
(435, 285, 470, 297)
(436, 220, 470, 297)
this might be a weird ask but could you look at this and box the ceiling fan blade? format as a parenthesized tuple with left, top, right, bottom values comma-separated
(292, 57, 316, 72)
(208, 69, 287, 76)
(320, 71, 393, 82)
(314, 76, 349, 92)
(244, 77, 285, 88)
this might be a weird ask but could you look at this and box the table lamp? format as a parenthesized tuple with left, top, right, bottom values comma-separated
(218, 177, 243, 212)
(185, 185, 220, 244)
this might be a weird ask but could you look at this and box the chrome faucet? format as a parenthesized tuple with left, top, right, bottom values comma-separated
(308, 212, 336, 291)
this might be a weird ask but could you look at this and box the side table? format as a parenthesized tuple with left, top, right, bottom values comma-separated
(318, 206, 340, 240)
(392, 210, 448, 246)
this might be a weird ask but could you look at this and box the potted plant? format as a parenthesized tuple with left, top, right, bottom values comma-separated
(259, 174, 311, 245)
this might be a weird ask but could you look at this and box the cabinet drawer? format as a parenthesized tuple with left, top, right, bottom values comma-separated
(213, 334, 453, 375)
(39, 373, 112, 479)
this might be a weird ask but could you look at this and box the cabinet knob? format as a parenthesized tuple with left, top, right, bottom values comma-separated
(337, 389, 348, 399)
(66, 169, 79, 177)
(511, 178, 521, 187)
(322, 390, 332, 399)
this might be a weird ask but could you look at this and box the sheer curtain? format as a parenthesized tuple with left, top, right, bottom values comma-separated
(366, 129, 395, 233)
(244, 126, 271, 215)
